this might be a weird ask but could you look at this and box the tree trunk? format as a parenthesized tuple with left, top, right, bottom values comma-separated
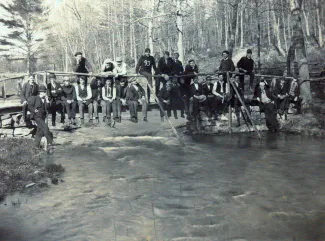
(176, 0, 184, 63)
(267, 0, 271, 45)
(271, 0, 286, 56)
(290, 0, 312, 104)
(302, 5, 310, 36)
(255, 0, 261, 73)
(240, 3, 244, 48)
(315, 0, 322, 46)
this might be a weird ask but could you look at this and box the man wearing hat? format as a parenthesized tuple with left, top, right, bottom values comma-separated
(136, 48, 157, 102)
(47, 73, 64, 126)
(188, 77, 207, 120)
(73, 51, 93, 83)
(27, 85, 53, 149)
(21, 75, 39, 126)
(125, 78, 148, 123)
(61, 77, 77, 125)
(157, 51, 176, 96)
(237, 49, 255, 91)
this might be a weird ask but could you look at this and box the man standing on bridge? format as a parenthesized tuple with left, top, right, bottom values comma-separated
(73, 52, 93, 83)
(237, 49, 255, 91)
(21, 75, 39, 126)
(136, 48, 157, 102)
(47, 73, 64, 126)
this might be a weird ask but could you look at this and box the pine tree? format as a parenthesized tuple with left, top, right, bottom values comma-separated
(0, 0, 44, 73)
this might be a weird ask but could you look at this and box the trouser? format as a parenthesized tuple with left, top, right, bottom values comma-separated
(261, 102, 280, 131)
(34, 117, 53, 148)
(181, 95, 190, 115)
(139, 71, 153, 100)
(206, 96, 217, 115)
(102, 100, 121, 118)
(239, 72, 255, 90)
(48, 99, 64, 123)
(159, 102, 169, 117)
(276, 97, 289, 114)
(215, 95, 232, 115)
(189, 98, 207, 116)
(63, 101, 77, 119)
(22, 103, 28, 123)
(127, 99, 147, 118)
(78, 100, 94, 120)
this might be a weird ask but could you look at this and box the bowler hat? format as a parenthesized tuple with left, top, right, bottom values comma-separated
(79, 76, 87, 80)
(38, 85, 47, 92)
(222, 50, 229, 55)
(145, 48, 151, 53)
(247, 49, 252, 54)
(116, 57, 122, 62)
(74, 51, 82, 56)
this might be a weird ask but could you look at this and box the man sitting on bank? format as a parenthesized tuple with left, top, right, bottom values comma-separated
(273, 77, 289, 117)
(287, 78, 302, 114)
(74, 76, 93, 125)
(102, 78, 119, 126)
(125, 78, 148, 123)
(27, 85, 53, 149)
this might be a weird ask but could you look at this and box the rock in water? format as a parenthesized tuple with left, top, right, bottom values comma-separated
(51, 178, 59, 185)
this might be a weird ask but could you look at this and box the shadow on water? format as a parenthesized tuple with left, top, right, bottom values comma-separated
(1, 132, 325, 241)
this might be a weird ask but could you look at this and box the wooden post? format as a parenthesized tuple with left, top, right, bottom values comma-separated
(227, 72, 232, 134)
(2, 81, 6, 100)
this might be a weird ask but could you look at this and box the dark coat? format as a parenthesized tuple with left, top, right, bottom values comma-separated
(237, 56, 254, 73)
(47, 82, 63, 100)
(174, 60, 184, 75)
(61, 85, 77, 101)
(21, 83, 38, 103)
(90, 78, 104, 100)
(27, 95, 47, 120)
(125, 84, 145, 101)
(157, 57, 175, 75)
(254, 86, 277, 102)
(273, 82, 289, 96)
(202, 83, 214, 96)
(287, 80, 300, 97)
(189, 83, 205, 98)
(219, 58, 235, 72)
(72, 57, 92, 73)
(184, 64, 199, 86)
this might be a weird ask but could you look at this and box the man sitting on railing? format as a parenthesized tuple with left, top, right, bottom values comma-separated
(273, 77, 289, 117)
(212, 74, 231, 120)
(101, 59, 117, 85)
(125, 78, 148, 123)
(61, 77, 77, 125)
(89, 77, 104, 123)
(202, 76, 216, 118)
(157, 51, 176, 96)
(74, 76, 93, 125)
(254, 80, 280, 132)
(21, 75, 38, 126)
(47, 73, 64, 126)
(189, 77, 207, 120)
(218, 50, 235, 83)
(287, 78, 302, 114)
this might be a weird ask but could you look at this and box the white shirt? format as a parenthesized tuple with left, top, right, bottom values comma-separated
(194, 83, 199, 90)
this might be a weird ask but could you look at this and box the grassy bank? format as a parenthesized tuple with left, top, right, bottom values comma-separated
(0, 138, 64, 201)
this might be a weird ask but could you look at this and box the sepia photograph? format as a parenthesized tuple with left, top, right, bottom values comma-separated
(0, 0, 324, 240)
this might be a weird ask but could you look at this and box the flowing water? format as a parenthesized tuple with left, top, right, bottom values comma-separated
(1, 115, 325, 241)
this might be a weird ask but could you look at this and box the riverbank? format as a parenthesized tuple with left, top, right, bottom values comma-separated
(0, 138, 64, 202)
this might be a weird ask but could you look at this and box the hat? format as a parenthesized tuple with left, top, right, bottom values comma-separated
(74, 51, 82, 56)
(198, 95, 207, 103)
(116, 57, 122, 62)
(163, 74, 170, 81)
(222, 50, 229, 55)
(206, 76, 213, 80)
(145, 48, 151, 53)
(128, 77, 136, 83)
(247, 49, 252, 54)
(38, 85, 47, 92)
(104, 58, 112, 64)
(48, 73, 56, 79)
(79, 76, 87, 80)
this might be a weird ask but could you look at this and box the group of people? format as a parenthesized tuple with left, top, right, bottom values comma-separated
(19, 48, 303, 148)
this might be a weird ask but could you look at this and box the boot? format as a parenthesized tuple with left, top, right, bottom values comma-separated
(52, 121, 56, 127)
(103, 116, 106, 122)
(89, 119, 93, 123)
(95, 117, 99, 123)
(60, 116, 65, 124)
(80, 119, 84, 126)
(143, 117, 148, 122)
(161, 117, 164, 122)
(118, 117, 122, 123)
(72, 118, 76, 125)
(134, 117, 138, 123)
(107, 117, 111, 126)
(111, 119, 116, 128)
(173, 110, 178, 119)
(236, 118, 241, 127)
(181, 113, 185, 118)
